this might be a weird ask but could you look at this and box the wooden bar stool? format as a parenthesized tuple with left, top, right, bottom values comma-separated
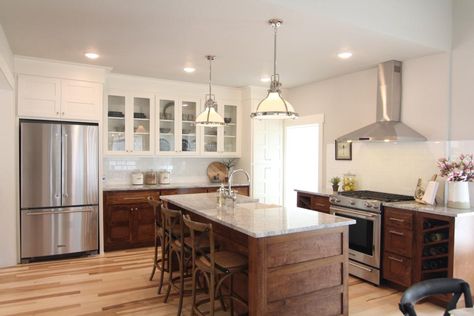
(162, 207, 193, 316)
(147, 196, 167, 294)
(183, 214, 248, 316)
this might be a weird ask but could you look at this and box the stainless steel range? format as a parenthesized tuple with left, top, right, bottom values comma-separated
(329, 190, 413, 285)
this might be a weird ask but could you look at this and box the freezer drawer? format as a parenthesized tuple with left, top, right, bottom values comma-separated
(21, 206, 98, 259)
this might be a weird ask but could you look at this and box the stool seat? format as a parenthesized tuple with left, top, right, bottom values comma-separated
(198, 251, 247, 274)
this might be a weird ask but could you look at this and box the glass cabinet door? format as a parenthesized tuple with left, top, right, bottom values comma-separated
(107, 95, 126, 152)
(158, 99, 176, 152)
(223, 104, 237, 153)
(181, 100, 198, 153)
(133, 97, 151, 152)
(203, 125, 218, 153)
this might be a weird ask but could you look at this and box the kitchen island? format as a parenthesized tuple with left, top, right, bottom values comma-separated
(161, 193, 355, 315)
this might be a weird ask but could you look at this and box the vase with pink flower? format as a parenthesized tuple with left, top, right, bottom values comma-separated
(437, 154, 473, 209)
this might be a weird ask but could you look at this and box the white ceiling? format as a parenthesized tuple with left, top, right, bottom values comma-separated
(0, 0, 452, 88)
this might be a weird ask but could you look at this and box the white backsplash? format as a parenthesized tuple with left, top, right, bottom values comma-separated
(103, 157, 223, 185)
(326, 140, 474, 204)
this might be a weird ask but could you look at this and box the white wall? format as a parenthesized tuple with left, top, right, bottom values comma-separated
(0, 23, 16, 267)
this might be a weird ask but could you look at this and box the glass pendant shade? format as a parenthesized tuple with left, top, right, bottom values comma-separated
(195, 55, 225, 126)
(251, 91, 298, 119)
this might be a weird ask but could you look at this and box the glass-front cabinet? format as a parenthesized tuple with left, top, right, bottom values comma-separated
(105, 92, 154, 155)
(157, 97, 200, 155)
(201, 101, 240, 157)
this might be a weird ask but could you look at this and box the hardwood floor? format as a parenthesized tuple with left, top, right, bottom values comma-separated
(0, 247, 443, 315)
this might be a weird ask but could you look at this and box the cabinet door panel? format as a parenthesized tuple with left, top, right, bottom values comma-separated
(133, 203, 155, 244)
(104, 205, 133, 251)
(61, 80, 102, 121)
(18, 75, 60, 119)
(383, 252, 412, 287)
(385, 207, 414, 230)
(384, 228, 413, 257)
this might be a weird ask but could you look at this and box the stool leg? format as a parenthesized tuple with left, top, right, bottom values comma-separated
(164, 248, 174, 303)
(210, 271, 215, 316)
(191, 268, 199, 316)
(149, 235, 158, 281)
(230, 274, 234, 316)
(177, 249, 184, 316)
(158, 236, 166, 294)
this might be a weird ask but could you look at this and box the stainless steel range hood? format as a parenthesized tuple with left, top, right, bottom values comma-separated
(336, 60, 426, 143)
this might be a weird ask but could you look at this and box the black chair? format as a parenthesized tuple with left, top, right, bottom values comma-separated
(399, 278, 473, 316)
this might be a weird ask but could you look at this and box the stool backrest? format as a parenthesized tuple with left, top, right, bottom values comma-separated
(183, 214, 215, 270)
(161, 207, 184, 243)
(147, 196, 162, 227)
(399, 278, 473, 316)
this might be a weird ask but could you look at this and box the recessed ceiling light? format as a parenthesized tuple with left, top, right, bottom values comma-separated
(337, 51, 353, 59)
(84, 52, 99, 60)
(260, 77, 271, 82)
(184, 67, 196, 73)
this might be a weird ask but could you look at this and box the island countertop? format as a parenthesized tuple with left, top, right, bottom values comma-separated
(160, 193, 355, 238)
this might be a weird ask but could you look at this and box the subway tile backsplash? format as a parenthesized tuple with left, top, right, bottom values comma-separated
(103, 157, 221, 185)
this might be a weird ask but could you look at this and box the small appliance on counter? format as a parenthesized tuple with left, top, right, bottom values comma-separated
(159, 170, 171, 184)
(144, 170, 158, 185)
(131, 170, 144, 185)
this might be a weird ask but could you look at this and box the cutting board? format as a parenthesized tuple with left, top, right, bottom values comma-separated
(207, 162, 227, 183)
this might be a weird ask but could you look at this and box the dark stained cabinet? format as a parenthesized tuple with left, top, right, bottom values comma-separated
(296, 191, 330, 213)
(104, 185, 250, 251)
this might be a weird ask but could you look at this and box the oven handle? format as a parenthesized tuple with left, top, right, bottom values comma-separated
(349, 261, 374, 272)
(330, 206, 377, 220)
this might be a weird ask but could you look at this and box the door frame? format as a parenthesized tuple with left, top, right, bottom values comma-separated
(283, 114, 325, 205)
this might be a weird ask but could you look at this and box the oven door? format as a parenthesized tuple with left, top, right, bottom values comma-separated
(330, 206, 381, 268)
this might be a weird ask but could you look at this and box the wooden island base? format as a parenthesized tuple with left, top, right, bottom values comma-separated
(167, 202, 349, 316)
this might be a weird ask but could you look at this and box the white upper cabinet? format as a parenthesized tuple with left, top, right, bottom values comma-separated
(156, 97, 200, 156)
(201, 100, 241, 157)
(61, 80, 102, 121)
(105, 91, 155, 155)
(17, 75, 61, 119)
(17, 74, 102, 122)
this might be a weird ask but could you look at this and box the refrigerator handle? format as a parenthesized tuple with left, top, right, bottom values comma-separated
(62, 131, 69, 199)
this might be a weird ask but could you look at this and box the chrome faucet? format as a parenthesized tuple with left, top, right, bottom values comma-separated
(225, 169, 250, 202)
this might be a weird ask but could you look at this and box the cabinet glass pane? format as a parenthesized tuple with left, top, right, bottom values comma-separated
(224, 105, 237, 152)
(181, 101, 197, 152)
(107, 95, 126, 152)
(204, 126, 218, 152)
(159, 100, 175, 152)
(133, 97, 151, 152)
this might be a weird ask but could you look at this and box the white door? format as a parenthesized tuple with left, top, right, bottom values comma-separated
(284, 115, 324, 207)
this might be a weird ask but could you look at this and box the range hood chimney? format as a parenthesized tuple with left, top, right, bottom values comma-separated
(336, 60, 426, 143)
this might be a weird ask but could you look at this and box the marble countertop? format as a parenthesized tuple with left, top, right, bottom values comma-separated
(160, 193, 355, 238)
(384, 201, 474, 217)
(294, 189, 334, 197)
(103, 182, 250, 192)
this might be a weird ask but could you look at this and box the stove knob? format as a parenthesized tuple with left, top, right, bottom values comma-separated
(349, 200, 356, 206)
(329, 197, 336, 203)
(364, 202, 373, 208)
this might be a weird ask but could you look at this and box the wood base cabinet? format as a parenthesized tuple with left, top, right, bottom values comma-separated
(104, 191, 159, 251)
(296, 191, 330, 213)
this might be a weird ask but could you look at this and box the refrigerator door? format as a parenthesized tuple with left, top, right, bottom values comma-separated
(20, 121, 62, 209)
(62, 123, 99, 206)
(20, 206, 98, 258)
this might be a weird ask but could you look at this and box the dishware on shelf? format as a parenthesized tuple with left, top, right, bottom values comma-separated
(224, 117, 232, 124)
(160, 127, 171, 133)
(205, 142, 217, 152)
(182, 139, 189, 151)
(108, 111, 124, 118)
(134, 112, 147, 119)
(135, 125, 146, 133)
(182, 129, 191, 134)
(160, 138, 170, 151)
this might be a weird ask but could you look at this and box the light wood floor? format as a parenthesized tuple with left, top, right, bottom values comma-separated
(0, 247, 443, 316)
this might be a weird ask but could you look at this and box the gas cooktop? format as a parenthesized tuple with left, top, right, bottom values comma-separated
(338, 190, 414, 203)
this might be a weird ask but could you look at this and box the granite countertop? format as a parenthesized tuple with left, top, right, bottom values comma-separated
(384, 201, 474, 218)
(103, 182, 250, 192)
(160, 193, 355, 238)
(294, 189, 335, 197)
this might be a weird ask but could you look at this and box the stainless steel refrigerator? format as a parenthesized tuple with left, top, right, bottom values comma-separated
(20, 120, 99, 261)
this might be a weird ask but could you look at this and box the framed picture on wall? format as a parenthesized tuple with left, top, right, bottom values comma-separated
(335, 140, 352, 160)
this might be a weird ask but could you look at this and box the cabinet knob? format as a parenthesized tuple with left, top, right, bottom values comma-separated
(61, 112, 65, 115)
(56, 112, 60, 115)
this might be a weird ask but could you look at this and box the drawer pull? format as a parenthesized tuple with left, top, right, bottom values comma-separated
(388, 256, 404, 263)
(122, 197, 146, 201)
(313, 203, 327, 208)
(389, 230, 405, 236)
(389, 217, 405, 223)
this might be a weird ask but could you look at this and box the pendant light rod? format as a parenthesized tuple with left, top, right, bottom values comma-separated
(270, 19, 281, 78)
(206, 55, 215, 98)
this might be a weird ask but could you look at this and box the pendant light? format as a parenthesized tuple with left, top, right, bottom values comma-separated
(195, 55, 225, 126)
(251, 19, 298, 120)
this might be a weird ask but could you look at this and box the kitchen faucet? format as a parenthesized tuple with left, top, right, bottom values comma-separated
(225, 169, 250, 203)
